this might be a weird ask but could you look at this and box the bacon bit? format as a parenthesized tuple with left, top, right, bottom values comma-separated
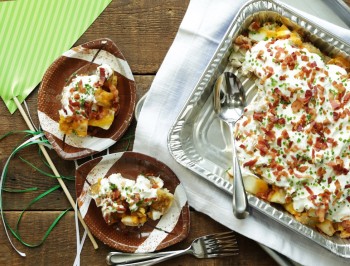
(292, 114, 307, 132)
(298, 166, 309, 173)
(343, 92, 350, 105)
(273, 88, 290, 104)
(316, 167, 326, 182)
(234, 35, 252, 50)
(262, 127, 276, 141)
(253, 112, 265, 122)
(239, 144, 246, 149)
(243, 158, 258, 168)
(307, 136, 313, 146)
(333, 180, 343, 205)
(260, 66, 274, 84)
(248, 21, 261, 31)
(243, 130, 253, 137)
(279, 74, 287, 81)
(301, 55, 309, 61)
(77, 80, 83, 91)
(98, 67, 106, 86)
(304, 185, 314, 195)
(256, 136, 270, 156)
(347, 196, 350, 203)
(302, 89, 313, 104)
(291, 98, 304, 113)
(327, 176, 333, 184)
(281, 129, 289, 139)
(69, 99, 80, 107)
(242, 116, 251, 127)
(326, 138, 338, 148)
(314, 137, 327, 151)
(257, 50, 265, 61)
(326, 158, 349, 175)
(307, 61, 317, 68)
(310, 70, 317, 86)
(277, 137, 282, 147)
(333, 111, 340, 121)
(282, 51, 299, 70)
(333, 81, 346, 96)
(330, 99, 341, 110)
(273, 170, 288, 181)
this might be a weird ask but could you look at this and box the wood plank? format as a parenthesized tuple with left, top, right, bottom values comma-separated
(0, 211, 277, 266)
(77, 0, 190, 74)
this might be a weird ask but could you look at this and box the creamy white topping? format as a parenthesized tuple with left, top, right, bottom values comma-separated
(236, 39, 350, 222)
(91, 173, 163, 215)
(59, 64, 113, 117)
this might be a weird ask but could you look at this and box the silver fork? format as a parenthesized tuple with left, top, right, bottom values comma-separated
(106, 231, 238, 266)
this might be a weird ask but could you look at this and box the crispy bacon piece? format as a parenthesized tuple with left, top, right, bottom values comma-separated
(253, 112, 265, 122)
(281, 51, 299, 70)
(314, 137, 328, 151)
(242, 116, 252, 127)
(257, 50, 265, 61)
(234, 35, 252, 50)
(316, 167, 326, 183)
(98, 67, 106, 86)
(248, 21, 261, 31)
(256, 136, 270, 156)
(243, 158, 258, 168)
(291, 98, 303, 113)
(330, 99, 341, 110)
(326, 158, 349, 175)
(260, 66, 274, 84)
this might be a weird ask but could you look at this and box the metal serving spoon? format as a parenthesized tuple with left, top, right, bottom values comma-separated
(213, 71, 249, 219)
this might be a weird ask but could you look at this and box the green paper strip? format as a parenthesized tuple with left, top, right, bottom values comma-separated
(0, 0, 111, 114)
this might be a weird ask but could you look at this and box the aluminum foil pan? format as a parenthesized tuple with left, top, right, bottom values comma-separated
(168, 0, 350, 258)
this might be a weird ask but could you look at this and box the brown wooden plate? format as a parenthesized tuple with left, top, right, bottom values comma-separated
(37, 38, 136, 160)
(75, 152, 190, 252)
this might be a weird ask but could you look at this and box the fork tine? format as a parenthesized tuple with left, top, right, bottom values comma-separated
(206, 231, 235, 239)
(206, 252, 239, 258)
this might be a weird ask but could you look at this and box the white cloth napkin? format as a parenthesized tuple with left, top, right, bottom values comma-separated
(133, 1, 350, 265)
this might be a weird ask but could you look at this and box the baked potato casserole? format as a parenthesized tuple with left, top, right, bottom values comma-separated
(229, 20, 350, 238)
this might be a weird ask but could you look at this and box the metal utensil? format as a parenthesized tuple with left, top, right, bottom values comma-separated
(106, 231, 238, 266)
(213, 71, 249, 219)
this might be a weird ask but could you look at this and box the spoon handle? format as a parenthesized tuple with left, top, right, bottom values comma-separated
(229, 122, 249, 219)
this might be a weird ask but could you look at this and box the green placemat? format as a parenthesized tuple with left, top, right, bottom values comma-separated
(0, 0, 111, 114)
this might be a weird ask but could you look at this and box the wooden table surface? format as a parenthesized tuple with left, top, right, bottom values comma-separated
(0, 1, 280, 265)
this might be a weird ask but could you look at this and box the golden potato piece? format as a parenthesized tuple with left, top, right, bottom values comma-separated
(121, 214, 147, 227)
(316, 219, 336, 236)
(94, 88, 115, 108)
(59, 115, 88, 137)
(88, 108, 115, 130)
(151, 189, 173, 214)
(243, 174, 269, 195)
